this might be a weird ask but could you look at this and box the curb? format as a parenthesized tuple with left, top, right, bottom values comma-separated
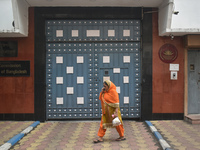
(0, 121, 40, 150)
(145, 121, 173, 150)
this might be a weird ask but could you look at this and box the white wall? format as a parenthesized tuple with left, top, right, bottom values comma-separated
(171, 0, 200, 29)
(159, 0, 200, 36)
(0, 0, 14, 32)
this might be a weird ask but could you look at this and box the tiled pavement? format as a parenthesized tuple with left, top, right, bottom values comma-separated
(7, 121, 161, 150)
(1, 120, 200, 150)
(151, 120, 200, 150)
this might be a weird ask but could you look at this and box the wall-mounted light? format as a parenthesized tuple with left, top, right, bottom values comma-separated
(169, 34, 174, 40)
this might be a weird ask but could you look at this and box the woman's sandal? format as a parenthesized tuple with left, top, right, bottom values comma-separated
(93, 139, 103, 143)
(116, 137, 126, 141)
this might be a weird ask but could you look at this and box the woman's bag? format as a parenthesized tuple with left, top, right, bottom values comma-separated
(112, 117, 121, 126)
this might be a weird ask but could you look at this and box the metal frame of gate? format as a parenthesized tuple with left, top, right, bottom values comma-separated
(46, 20, 141, 119)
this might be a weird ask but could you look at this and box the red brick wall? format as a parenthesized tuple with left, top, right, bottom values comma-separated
(152, 12, 184, 113)
(0, 8, 34, 113)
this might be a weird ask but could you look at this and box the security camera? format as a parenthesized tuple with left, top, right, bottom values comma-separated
(173, 11, 179, 15)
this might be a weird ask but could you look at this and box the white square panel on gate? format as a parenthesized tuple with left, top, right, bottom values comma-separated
(77, 97, 84, 104)
(56, 30, 63, 37)
(67, 87, 74, 94)
(123, 76, 129, 83)
(77, 56, 84, 63)
(56, 77, 63, 84)
(56, 97, 63, 104)
(116, 86, 120, 93)
(123, 56, 130, 63)
(72, 30, 79, 37)
(113, 68, 120, 73)
(66, 67, 73, 74)
(103, 76, 110, 82)
(103, 56, 110, 63)
(77, 77, 84, 84)
(108, 30, 115, 37)
(124, 97, 129, 104)
(123, 30, 130, 37)
(56, 56, 63, 64)
(86, 30, 100, 37)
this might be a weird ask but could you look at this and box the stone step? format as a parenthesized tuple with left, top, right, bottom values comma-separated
(185, 114, 200, 124)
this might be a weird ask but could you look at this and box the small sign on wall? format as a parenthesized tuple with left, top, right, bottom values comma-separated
(169, 64, 179, 71)
(0, 61, 30, 76)
(0, 41, 18, 57)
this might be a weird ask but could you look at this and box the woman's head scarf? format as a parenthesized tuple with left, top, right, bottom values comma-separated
(102, 80, 119, 104)
(104, 80, 111, 90)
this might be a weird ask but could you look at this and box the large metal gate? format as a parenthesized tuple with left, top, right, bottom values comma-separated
(46, 20, 141, 119)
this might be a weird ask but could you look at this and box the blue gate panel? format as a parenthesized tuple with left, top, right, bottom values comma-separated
(46, 20, 140, 42)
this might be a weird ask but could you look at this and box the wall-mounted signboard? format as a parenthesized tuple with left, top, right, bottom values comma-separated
(0, 61, 30, 77)
(0, 41, 18, 57)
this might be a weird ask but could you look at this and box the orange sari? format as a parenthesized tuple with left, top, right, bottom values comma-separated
(99, 81, 123, 129)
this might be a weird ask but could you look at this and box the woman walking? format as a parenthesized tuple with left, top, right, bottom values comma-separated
(93, 80, 126, 143)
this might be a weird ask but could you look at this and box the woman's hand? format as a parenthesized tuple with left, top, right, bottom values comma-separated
(101, 87, 105, 92)
(112, 108, 118, 118)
